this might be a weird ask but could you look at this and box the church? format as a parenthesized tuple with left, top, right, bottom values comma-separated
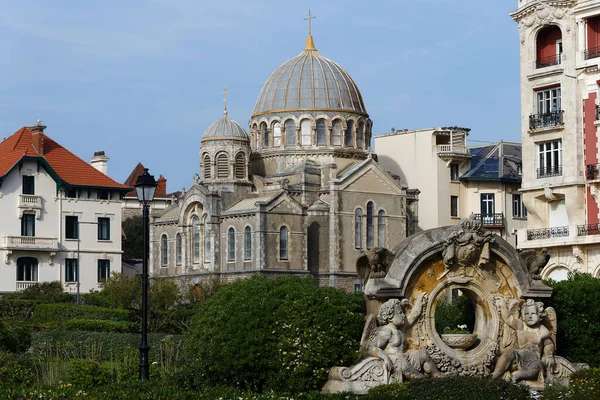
(149, 29, 418, 291)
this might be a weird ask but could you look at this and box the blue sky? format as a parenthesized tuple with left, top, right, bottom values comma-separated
(0, 1, 521, 192)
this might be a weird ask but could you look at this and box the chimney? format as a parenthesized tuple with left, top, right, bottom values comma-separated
(30, 120, 47, 156)
(90, 151, 109, 175)
(157, 175, 167, 196)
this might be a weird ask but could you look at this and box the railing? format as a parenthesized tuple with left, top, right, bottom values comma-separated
(437, 144, 468, 155)
(18, 194, 42, 208)
(472, 213, 504, 227)
(537, 165, 562, 178)
(584, 46, 600, 60)
(578, 224, 600, 236)
(527, 226, 569, 240)
(529, 111, 564, 129)
(597, 104, 600, 121)
(3, 236, 58, 250)
(536, 54, 561, 68)
(16, 282, 38, 291)
(587, 164, 600, 180)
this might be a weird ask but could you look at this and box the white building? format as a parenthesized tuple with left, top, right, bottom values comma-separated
(0, 122, 129, 293)
(511, 0, 600, 280)
(375, 128, 527, 247)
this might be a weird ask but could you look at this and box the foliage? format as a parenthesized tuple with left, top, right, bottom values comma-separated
(0, 319, 31, 353)
(541, 368, 600, 400)
(62, 319, 132, 333)
(122, 215, 144, 259)
(149, 278, 180, 310)
(30, 303, 133, 330)
(19, 281, 74, 303)
(80, 290, 112, 308)
(149, 308, 196, 334)
(183, 275, 364, 393)
(434, 294, 475, 334)
(64, 359, 110, 389)
(546, 273, 600, 367)
(182, 276, 224, 304)
(100, 273, 141, 310)
(370, 376, 533, 400)
(0, 352, 35, 388)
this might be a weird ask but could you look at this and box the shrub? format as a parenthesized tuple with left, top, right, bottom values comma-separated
(0, 319, 31, 353)
(31, 303, 133, 330)
(64, 359, 110, 389)
(0, 351, 35, 388)
(19, 281, 74, 303)
(81, 290, 112, 308)
(183, 275, 364, 393)
(434, 294, 475, 334)
(62, 319, 133, 333)
(546, 273, 600, 367)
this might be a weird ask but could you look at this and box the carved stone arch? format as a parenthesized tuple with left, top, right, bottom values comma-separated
(530, 22, 565, 57)
(314, 114, 330, 125)
(268, 116, 282, 127)
(594, 264, 600, 278)
(297, 113, 316, 126)
(178, 193, 209, 225)
(330, 115, 346, 126)
(542, 262, 571, 281)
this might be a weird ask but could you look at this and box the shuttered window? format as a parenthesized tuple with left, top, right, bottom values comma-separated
(203, 155, 211, 179)
(235, 153, 246, 179)
(217, 153, 229, 178)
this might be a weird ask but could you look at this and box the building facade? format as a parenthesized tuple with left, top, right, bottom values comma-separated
(0, 122, 129, 293)
(375, 129, 527, 247)
(149, 34, 414, 291)
(511, 0, 600, 280)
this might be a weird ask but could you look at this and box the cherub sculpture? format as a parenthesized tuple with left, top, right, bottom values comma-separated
(492, 297, 556, 383)
(356, 247, 395, 284)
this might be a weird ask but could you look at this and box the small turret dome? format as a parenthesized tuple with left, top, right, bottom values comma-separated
(201, 117, 250, 144)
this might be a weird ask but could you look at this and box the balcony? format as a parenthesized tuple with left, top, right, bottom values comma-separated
(536, 54, 561, 69)
(16, 281, 38, 291)
(578, 224, 600, 236)
(472, 213, 504, 227)
(529, 111, 564, 130)
(527, 226, 569, 240)
(436, 144, 469, 156)
(537, 165, 562, 179)
(587, 164, 600, 180)
(3, 236, 58, 251)
(584, 46, 600, 60)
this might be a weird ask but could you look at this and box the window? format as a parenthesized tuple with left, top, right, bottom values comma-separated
(65, 216, 79, 239)
(537, 140, 562, 178)
(161, 234, 168, 266)
(21, 214, 35, 237)
(316, 119, 326, 145)
(332, 120, 342, 146)
(217, 153, 229, 178)
(97, 218, 110, 240)
(235, 153, 246, 179)
(176, 233, 182, 265)
(97, 190, 109, 200)
(273, 122, 281, 147)
(66, 187, 78, 198)
(366, 202, 374, 250)
(586, 16, 600, 60)
(204, 224, 211, 263)
(98, 260, 110, 282)
(536, 25, 562, 68)
(22, 175, 34, 195)
(192, 216, 200, 263)
(450, 196, 459, 217)
(480, 193, 495, 224)
(17, 257, 37, 282)
(285, 120, 296, 146)
(450, 163, 459, 181)
(300, 119, 311, 146)
(537, 87, 561, 115)
(203, 155, 211, 179)
(345, 120, 354, 147)
(261, 122, 268, 147)
(228, 228, 236, 261)
(377, 210, 386, 247)
(512, 194, 527, 218)
(355, 208, 363, 249)
(357, 122, 364, 148)
(244, 226, 252, 260)
(65, 258, 78, 283)
(279, 226, 288, 260)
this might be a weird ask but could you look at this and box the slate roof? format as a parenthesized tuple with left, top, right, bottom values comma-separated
(222, 195, 277, 214)
(0, 126, 128, 190)
(460, 142, 522, 183)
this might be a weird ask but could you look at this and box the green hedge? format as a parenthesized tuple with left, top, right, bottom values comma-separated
(31, 303, 133, 329)
(62, 319, 133, 333)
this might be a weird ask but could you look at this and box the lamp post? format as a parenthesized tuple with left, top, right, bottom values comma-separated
(134, 168, 157, 381)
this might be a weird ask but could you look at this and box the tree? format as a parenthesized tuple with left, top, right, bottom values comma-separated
(122, 216, 143, 259)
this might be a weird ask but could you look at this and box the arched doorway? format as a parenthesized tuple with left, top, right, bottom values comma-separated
(307, 222, 320, 274)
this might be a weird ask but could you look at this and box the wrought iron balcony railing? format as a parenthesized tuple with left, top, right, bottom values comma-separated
(577, 224, 600, 236)
(472, 213, 504, 227)
(527, 226, 569, 240)
(587, 164, 600, 180)
(529, 111, 564, 130)
(585, 46, 600, 60)
(537, 165, 562, 178)
(536, 54, 561, 68)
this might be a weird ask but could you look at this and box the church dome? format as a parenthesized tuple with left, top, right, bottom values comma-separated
(201, 116, 250, 144)
(252, 36, 367, 117)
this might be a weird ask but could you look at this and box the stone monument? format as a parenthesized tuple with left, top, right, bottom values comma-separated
(323, 216, 587, 394)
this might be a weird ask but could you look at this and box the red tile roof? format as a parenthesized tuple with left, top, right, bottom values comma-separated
(0, 126, 129, 190)
(123, 162, 169, 198)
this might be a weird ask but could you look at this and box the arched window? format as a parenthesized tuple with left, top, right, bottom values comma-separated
(536, 25, 562, 68)
(161, 234, 168, 266)
(273, 122, 281, 147)
(228, 227, 236, 262)
(345, 120, 354, 147)
(261, 122, 268, 148)
(176, 233, 182, 265)
(285, 120, 296, 146)
(244, 226, 252, 260)
(377, 210, 386, 247)
(355, 208, 363, 249)
(279, 226, 288, 260)
(204, 219, 211, 263)
(300, 119, 311, 147)
(217, 153, 229, 178)
(366, 201, 374, 250)
(17, 257, 38, 282)
(316, 119, 327, 145)
(203, 155, 211, 179)
(332, 120, 342, 146)
(357, 122, 364, 148)
(235, 153, 246, 179)
(192, 216, 200, 263)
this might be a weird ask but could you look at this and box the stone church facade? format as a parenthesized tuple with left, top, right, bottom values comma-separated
(149, 34, 417, 291)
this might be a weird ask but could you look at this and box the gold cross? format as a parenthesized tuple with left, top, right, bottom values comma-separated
(222, 85, 228, 117)
(304, 10, 315, 35)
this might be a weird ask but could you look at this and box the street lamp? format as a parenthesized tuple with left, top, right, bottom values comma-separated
(134, 168, 157, 381)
